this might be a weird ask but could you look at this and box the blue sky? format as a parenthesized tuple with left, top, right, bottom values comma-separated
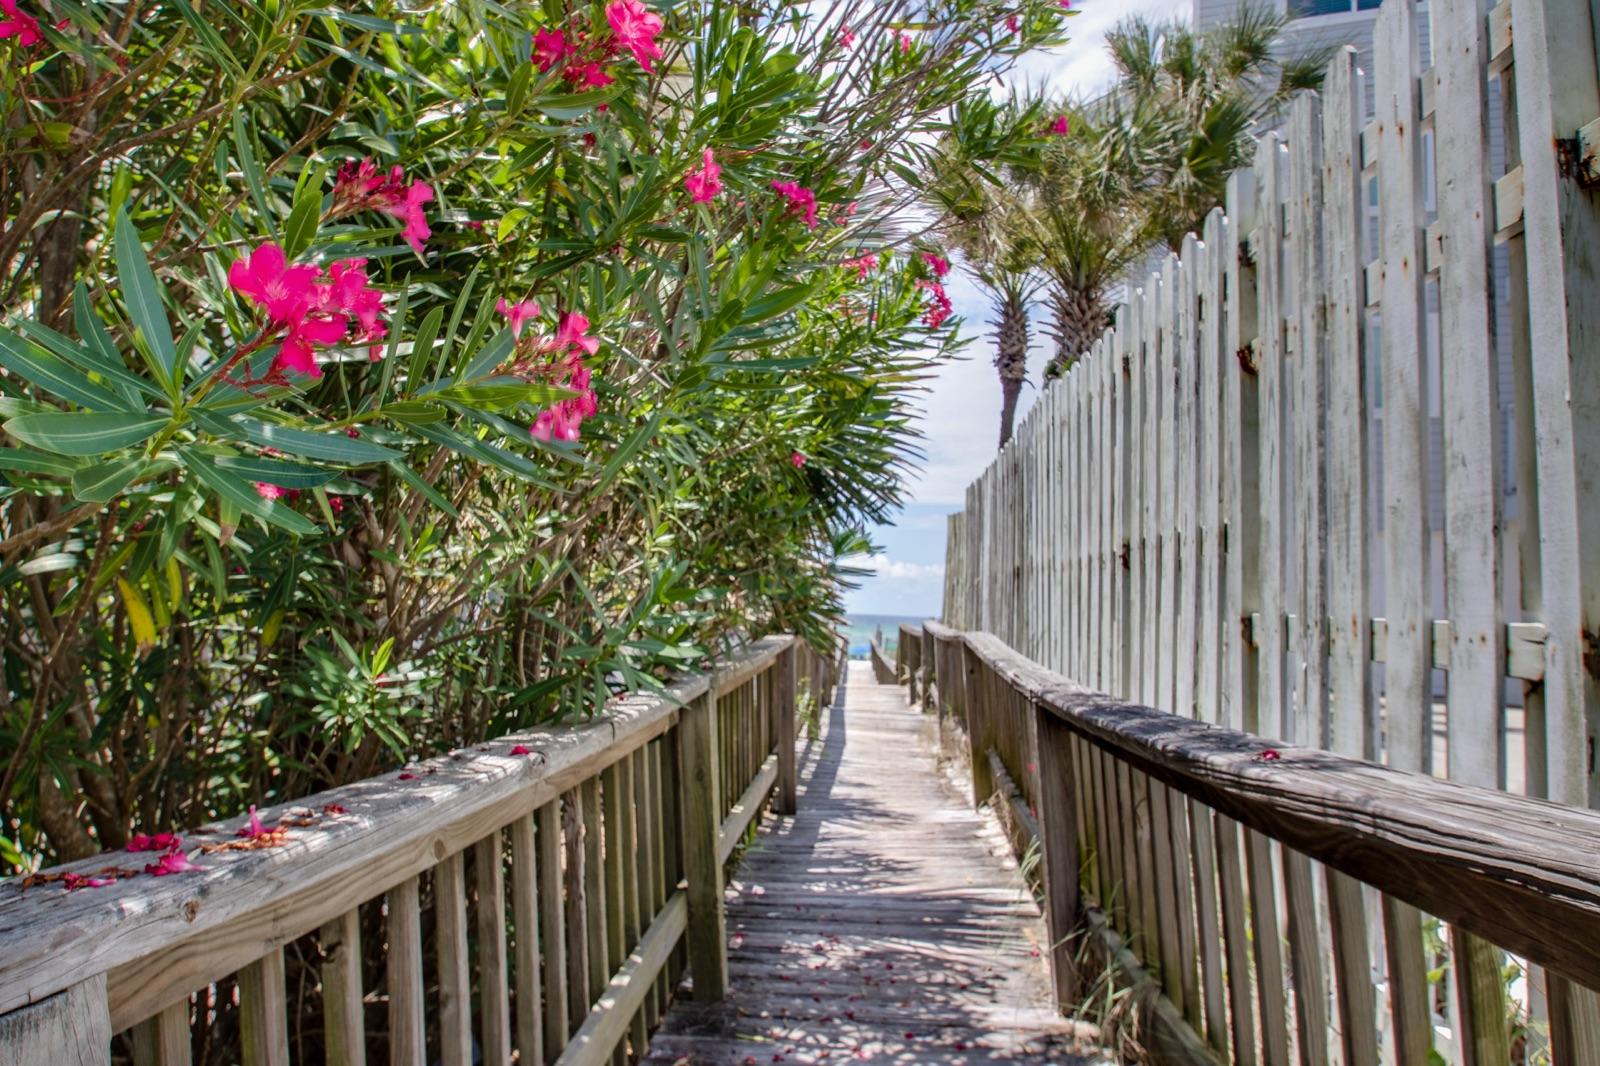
(843, 0, 1186, 619)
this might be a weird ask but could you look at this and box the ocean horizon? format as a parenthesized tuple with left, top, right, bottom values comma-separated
(842, 613, 934, 657)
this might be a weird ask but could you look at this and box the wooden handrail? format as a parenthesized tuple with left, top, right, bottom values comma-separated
(924, 618, 1600, 993)
(0, 633, 837, 1064)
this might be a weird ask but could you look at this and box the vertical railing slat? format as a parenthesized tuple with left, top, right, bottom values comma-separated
(512, 813, 545, 1066)
(388, 876, 426, 1066)
(474, 831, 512, 1066)
(436, 852, 473, 1066)
(320, 908, 365, 1066)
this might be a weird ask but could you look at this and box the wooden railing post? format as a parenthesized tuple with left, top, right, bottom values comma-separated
(678, 687, 728, 1001)
(776, 644, 797, 816)
(962, 641, 993, 807)
(0, 976, 110, 1066)
(1030, 704, 1082, 1008)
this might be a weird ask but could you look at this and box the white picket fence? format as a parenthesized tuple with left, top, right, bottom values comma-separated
(943, 0, 1600, 1055)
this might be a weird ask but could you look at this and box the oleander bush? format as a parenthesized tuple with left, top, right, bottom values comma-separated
(0, 0, 1069, 869)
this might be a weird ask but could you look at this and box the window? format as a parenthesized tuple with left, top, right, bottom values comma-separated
(1287, 0, 1381, 14)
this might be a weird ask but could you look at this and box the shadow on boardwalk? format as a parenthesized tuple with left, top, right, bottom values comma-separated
(645, 663, 1107, 1064)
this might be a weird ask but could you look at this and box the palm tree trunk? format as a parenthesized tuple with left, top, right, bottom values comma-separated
(1045, 284, 1107, 378)
(995, 291, 1029, 448)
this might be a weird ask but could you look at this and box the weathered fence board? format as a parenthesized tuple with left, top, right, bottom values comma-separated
(940, 0, 1600, 1060)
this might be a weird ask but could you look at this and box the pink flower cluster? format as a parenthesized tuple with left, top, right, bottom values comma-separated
(1048, 114, 1071, 136)
(684, 149, 722, 203)
(332, 159, 434, 257)
(842, 252, 878, 280)
(531, 0, 664, 88)
(228, 243, 388, 381)
(920, 251, 950, 278)
(0, 0, 45, 45)
(771, 181, 818, 230)
(917, 279, 953, 329)
(496, 305, 603, 444)
(791, 451, 807, 469)
(837, 25, 855, 48)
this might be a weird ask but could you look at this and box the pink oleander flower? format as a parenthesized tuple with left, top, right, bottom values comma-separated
(569, 61, 615, 88)
(509, 744, 535, 756)
(916, 279, 952, 329)
(1006, 14, 1020, 33)
(771, 180, 818, 230)
(1059, 0, 1071, 8)
(62, 872, 116, 891)
(229, 243, 320, 325)
(842, 253, 878, 280)
(606, 0, 663, 71)
(145, 850, 200, 877)
(228, 244, 388, 379)
(791, 451, 807, 468)
(684, 149, 722, 203)
(1048, 114, 1071, 136)
(897, 30, 912, 53)
(254, 482, 285, 501)
(127, 832, 183, 852)
(532, 26, 575, 72)
(530, 362, 599, 444)
(237, 804, 270, 839)
(921, 251, 950, 278)
(497, 297, 543, 338)
(838, 24, 855, 48)
(388, 180, 433, 257)
(0, 0, 43, 45)
(553, 311, 601, 355)
(333, 159, 433, 257)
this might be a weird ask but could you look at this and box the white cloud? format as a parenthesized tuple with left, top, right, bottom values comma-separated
(843, 553, 946, 582)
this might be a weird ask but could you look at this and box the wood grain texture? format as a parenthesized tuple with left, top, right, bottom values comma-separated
(319, 909, 364, 1066)
(237, 948, 287, 1066)
(941, 625, 1600, 990)
(0, 976, 109, 1066)
(473, 832, 512, 1066)
(386, 877, 424, 1066)
(131, 1000, 189, 1066)
(0, 639, 794, 1028)
(510, 814, 544, 1066)
(678, 691, 727, 1002)
(645, 665, 1100, 1064)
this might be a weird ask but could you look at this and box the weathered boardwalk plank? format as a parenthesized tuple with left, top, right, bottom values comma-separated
(645, 663, 1101, 1064)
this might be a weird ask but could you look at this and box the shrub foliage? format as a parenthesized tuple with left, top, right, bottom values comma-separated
(0, 0, 1068, 867)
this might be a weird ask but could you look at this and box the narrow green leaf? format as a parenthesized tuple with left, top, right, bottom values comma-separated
(216, 456, 338, 488)
(71, 457, 152, 502)
(114, 209, 178, 380)
(236, 418, 403, 463)
(3, 412, 166, 455)
(181, 450, 319, 535)
(0, 447, 81, 476)
(0, 331, 130, 411)
(283, 169, 324, 259)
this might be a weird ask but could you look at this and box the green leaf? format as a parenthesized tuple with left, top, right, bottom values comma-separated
(534, 87, 619, 119)
(0, 330, 131, 412)
(433, 380, 572, 411)
(233, 114, 272, 222)
(236, 418, 404, 463)
(71, 457, 153, 502)
(381, 401, 447, 425)
(283, 164, 324, 259)
(114, 209, 178, 380)
(0, 447, 81, 477)
(181, 450, 319, 535)
(216, 456, 338, 488)
(3, 412, 166, 455)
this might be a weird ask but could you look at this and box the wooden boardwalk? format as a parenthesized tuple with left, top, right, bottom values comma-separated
(645, 662, 1102, 1064)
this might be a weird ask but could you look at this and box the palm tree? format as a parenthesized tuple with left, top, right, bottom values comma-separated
(1030, 7, 1330, 376)
(924, 99, 1046, 449)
